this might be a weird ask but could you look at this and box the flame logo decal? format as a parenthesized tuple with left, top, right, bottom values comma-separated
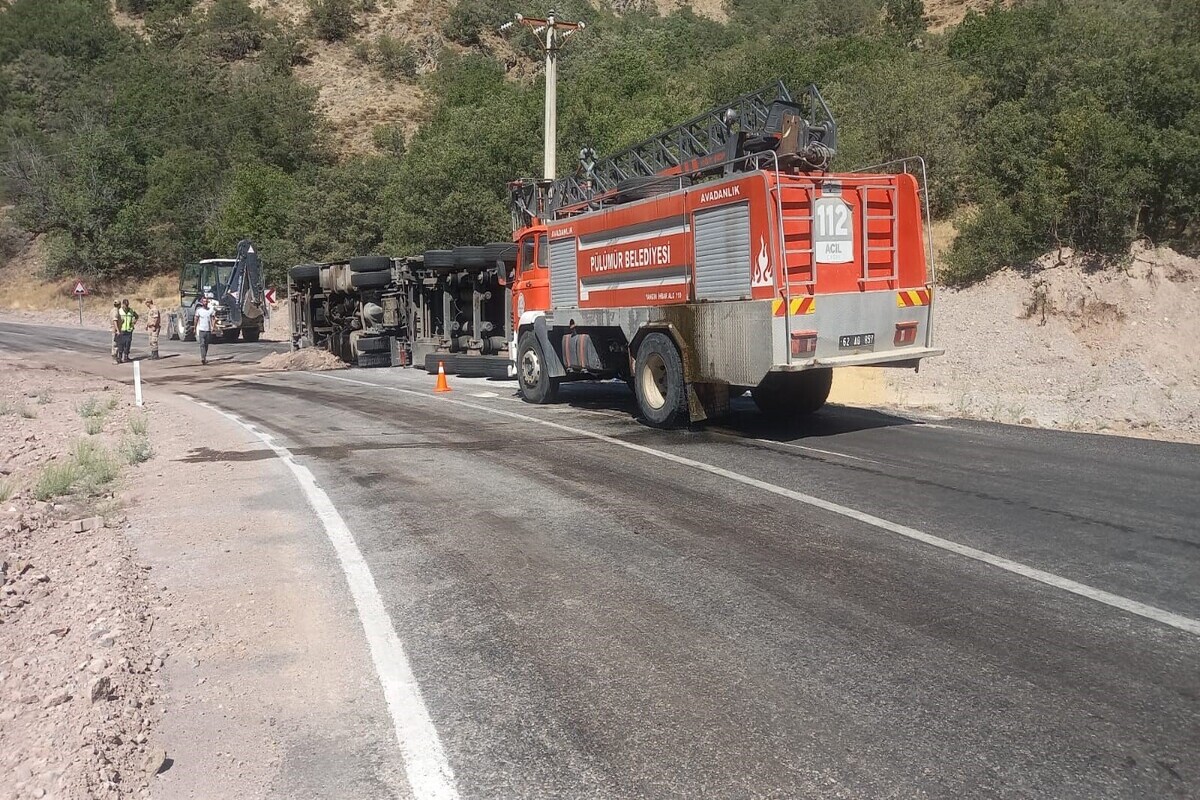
(751, 236, 772, 286)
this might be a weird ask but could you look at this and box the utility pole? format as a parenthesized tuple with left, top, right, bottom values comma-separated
(500, 9, 586, 181)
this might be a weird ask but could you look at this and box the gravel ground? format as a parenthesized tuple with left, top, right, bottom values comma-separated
(0, 360, 164, 799)
(889, 244, 1200, 442)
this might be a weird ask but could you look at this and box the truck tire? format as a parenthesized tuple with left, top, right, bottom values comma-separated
(350, 271, 391, 289)
(354, 335, 389, 354)
(290, 264, 320, 284)
(167, 313, 180, 341)
(242, 329, 261, 343)
(751, 368, 833, 419)
(348, 256, 391, 273)
(635, 332, 687, 428)
(517, 331, 559, 404)
(423, 250, 454, 270)
(484, 242, 518, 265)
(453, 246, 487, 269)
(180, 314, 195, 342)
(221, 329, 240, 343)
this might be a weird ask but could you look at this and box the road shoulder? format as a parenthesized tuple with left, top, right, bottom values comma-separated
(124, 390, 411, 798)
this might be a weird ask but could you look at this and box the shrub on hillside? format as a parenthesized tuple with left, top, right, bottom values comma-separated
(308, 0, 357, 43)
(205, 0, 267, 61)
(116, 0, 194, 14)
(442, 0, 518, 47)
(374, 35, 418, 80)
(943, 200, 1033, 287)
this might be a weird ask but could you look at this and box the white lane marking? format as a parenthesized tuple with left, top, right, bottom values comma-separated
(315, 372, 1200, 637)
(183, 395, 460, 800)
(470, 391, 499, 398)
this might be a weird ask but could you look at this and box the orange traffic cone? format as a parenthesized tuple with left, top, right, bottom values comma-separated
(434, 361, 451, 393)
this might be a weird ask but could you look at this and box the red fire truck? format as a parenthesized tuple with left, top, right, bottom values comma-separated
(506, 81, 941, 427)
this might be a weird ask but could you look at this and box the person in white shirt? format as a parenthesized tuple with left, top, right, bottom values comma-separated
(193, 297, 216, 365)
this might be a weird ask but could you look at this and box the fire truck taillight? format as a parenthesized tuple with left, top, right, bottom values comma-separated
(790, 331, 818, 357)
(894, 322, 918, 346)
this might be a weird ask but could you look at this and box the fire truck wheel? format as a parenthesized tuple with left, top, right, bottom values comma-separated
(517, 331, 559, 404)
(635, 333, 687, 428)
(751, 369, 833, 419)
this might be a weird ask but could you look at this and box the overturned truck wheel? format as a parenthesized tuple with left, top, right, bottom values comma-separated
(348, 255, 391, 273)
(289, 263, 321, 284)
(751, 368, 833, 420)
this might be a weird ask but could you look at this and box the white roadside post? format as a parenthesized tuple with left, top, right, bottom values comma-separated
(133, 361, 143, 407)
(500, 8, 586, 183)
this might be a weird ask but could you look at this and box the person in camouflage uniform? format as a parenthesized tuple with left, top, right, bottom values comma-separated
(110, 300, 121, 363)
(145, 299, 161, 359)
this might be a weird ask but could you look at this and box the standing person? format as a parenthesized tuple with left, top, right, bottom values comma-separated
(145, 299, 162, 360)
(193, 297, 215, 365)
(110, 300, 121, 364)
(116, 299, 139, 363)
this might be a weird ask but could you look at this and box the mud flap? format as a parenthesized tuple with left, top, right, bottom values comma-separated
(687, 382, 731, 423)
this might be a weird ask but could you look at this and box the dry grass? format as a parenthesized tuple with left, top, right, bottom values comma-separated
(924, 0, 1008, 32)
(0, 243, 178, 317)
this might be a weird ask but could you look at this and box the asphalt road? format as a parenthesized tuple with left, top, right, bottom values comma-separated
(4, 320, 1198, 799)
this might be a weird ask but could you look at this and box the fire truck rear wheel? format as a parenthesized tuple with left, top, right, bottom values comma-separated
(517, 331, 559, 404)
(635, 333, 687, 428)
(751, 369, 833, 419)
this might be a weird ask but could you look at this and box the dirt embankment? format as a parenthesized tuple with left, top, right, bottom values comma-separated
(1, 360, 164, 799)
(885, 244, 1200, 441)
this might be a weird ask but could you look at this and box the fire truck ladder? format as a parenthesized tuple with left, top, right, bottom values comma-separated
(552, 81, 838, 214)
(775, 181, 818, 291)
(859, 182, 900, 285)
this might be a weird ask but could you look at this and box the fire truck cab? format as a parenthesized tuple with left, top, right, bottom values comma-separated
(510, 82, 941, 427)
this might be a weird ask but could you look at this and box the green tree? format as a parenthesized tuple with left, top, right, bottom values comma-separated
(205, 0, 267, 61)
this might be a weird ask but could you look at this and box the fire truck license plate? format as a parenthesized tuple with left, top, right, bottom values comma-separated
(839, 333, 875, 349)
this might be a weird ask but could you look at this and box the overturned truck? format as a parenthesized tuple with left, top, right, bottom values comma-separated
(286, 244, 517, 377)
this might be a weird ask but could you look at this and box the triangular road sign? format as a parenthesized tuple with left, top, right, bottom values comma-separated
(72, 281, 87, 295)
